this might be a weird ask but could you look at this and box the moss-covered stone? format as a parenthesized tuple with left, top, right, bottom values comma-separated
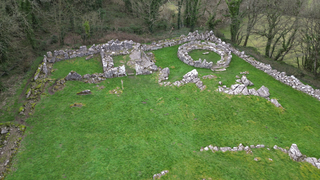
(33, 63, 43, 81)
(31, 103, 36, 109)
(18, 125, 26, 132)
(35, 83, 42, 89)
(25, 88, 31, 95)
(18, 106, 24, 113)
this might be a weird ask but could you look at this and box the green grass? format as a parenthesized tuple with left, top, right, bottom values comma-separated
(50, 55, 103, 79)
(188, 49, 221, 65)
(113, 54, 136, 74)
(6, 44, 320, 179)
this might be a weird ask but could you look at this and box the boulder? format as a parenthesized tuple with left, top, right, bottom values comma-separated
(66, 71, 82, 81)
(183, 69, 198, 80)
(242, 87, 249, 95)
(234, 84, 245, 95)
(304, 157, 318, 166)
(195, 81, 204, 89)
(231, 84, 240, 90)
(248, 88, 259, 96)
(289, 144, 305, 162)
(77, 90, 92, 95)
(86, 54, 93, 60)
(47, 51, 53, 58)
(104, 70, 113, 78)
(241, 75, 254, 86)
(42, 63, 48, 77)
(1, 127, 8, 134)
(271, 99, 282, 107)
(257, 86, 270, 98)
(159, 67, 170, 82)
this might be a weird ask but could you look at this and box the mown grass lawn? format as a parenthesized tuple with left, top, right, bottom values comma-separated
(6, 44, 320, 179)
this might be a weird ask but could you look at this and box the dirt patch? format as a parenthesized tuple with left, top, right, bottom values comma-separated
(109, 87, 123, 94)
(70, 103, 84, 108)
(47, 81, 56, 95)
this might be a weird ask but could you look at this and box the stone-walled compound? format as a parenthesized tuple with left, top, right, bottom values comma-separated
(33, 30, 320, 102)
(16, 30, 320, 177)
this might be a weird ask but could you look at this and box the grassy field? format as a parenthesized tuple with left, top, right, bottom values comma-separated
(189, 50, 221, 66)
(6, 44, 320, 179)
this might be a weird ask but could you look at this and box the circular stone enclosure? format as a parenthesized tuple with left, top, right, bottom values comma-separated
(188, 49, 221, 65)
(177, 41, 232, 71)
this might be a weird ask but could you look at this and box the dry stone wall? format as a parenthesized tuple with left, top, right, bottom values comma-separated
(200, 143, 320, 169)
(177, 41, 232, 71)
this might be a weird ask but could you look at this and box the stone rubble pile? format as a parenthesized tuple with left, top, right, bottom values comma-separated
(130, 50, 158, 75)
(83, 73, 106, 83)
(229, 49, 320, 101)
(159, 69, 206, 91)
(65, 71, 82, 81)
(217, 75, 282, 107)
(153, 170, 169, 180)
(76, 90, 92, 95)
(104, 65, 127, 78)
(177, 41, 232, 71)
(200, 143, 320, 169)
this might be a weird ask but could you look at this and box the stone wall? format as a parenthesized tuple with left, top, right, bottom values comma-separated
(200, 143, 320, 169)
(177, 41, 232, 70)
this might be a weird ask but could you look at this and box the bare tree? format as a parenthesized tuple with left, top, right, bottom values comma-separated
(184, 0, 205, 32)
(131, 0, 167, 33)
(297, 1, 320, 76)
(242, 0, 262, 47)
(204, 0, 222, 31)
(225, 0, 244, 44)
(254, 0, 302, 60)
